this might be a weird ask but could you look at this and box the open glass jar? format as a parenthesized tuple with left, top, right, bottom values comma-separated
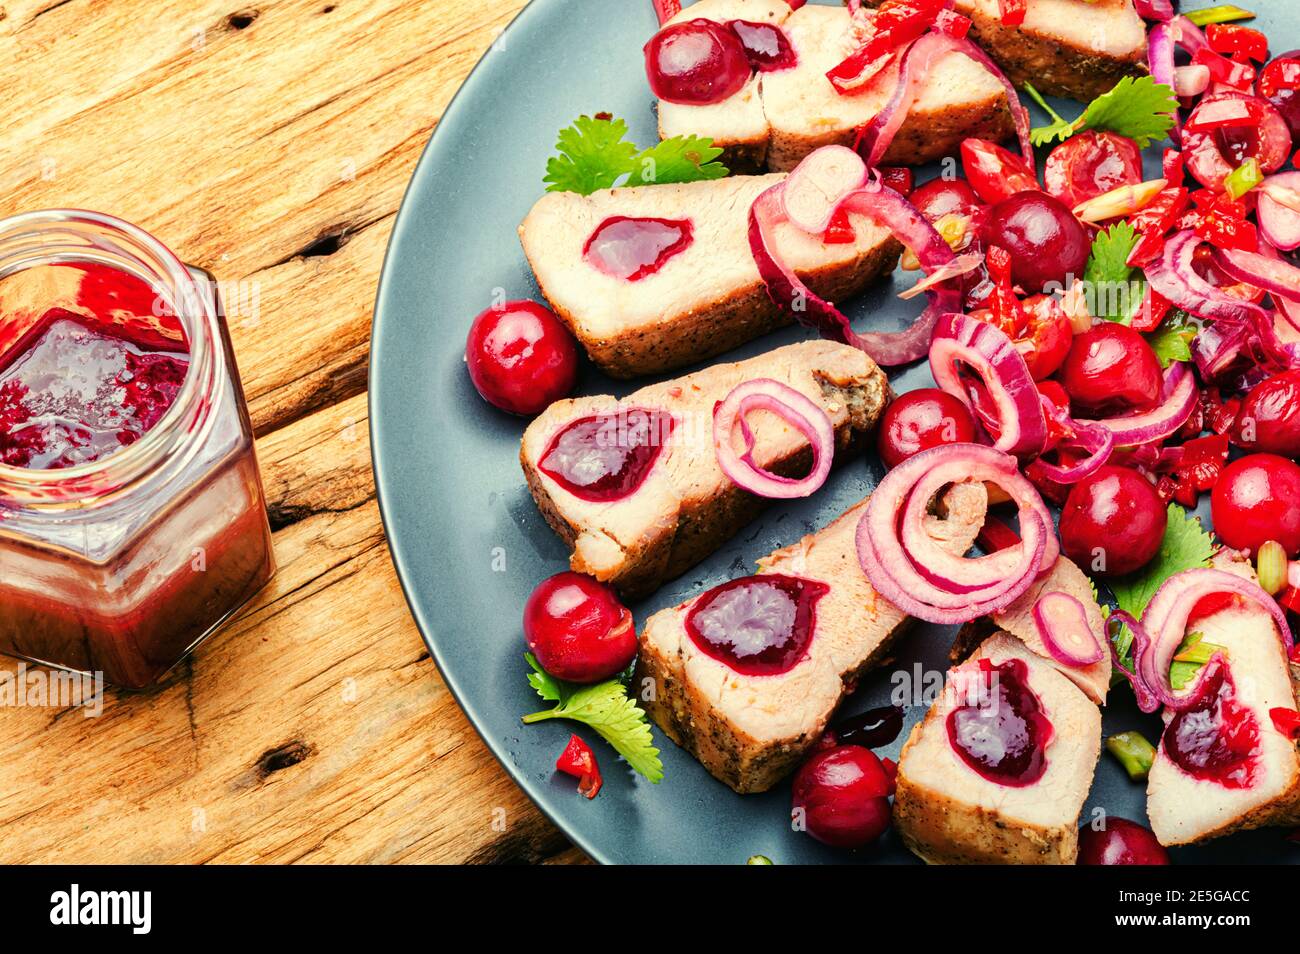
(0, 210, 275, 688)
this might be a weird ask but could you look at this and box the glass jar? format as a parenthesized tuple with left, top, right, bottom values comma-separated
(0, 210, 275, 689)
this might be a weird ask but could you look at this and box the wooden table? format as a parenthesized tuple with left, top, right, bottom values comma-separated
(0, 0, 585, 864)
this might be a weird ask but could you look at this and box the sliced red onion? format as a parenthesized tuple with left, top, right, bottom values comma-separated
(929, 312, 1047, 457)
(1259, 172, 1300, 252)
(1137, 567, 1294, 711)
(782, 145, 869, 233)
(1145, 229, 1270, 324)
(1026, 420, 1114, 483)
(855, 443, 1055, 625)
(748, 160, 962, 366)
(712, 378, 835, 499)
(1170, 15, 1208, 56)
(1034, 591, 1105, 666)
(1148, 22, 1180, 144)
(1174, 64, 1210, 98)
(1107, 610, 1160, 714)
(855, 33, 1032, 170)
(1134, 0, 1174, 21)
(1075, 361, 1198, 446)
(897, 252, 983, 300)
(1213, 247, 1300, 302)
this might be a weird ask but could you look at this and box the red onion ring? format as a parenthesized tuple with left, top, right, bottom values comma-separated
(712, 378, 835, 499)
(1136, 567, 1294, 711)
(1026, 421, 1115, 484)
(1259, 172, 1300, 252)
(1034, 591, 1106, 666)
(1134, 0, 1173, 21)
(1075, 361, 1198, 446)
(855, 33, 1033, 169)
(855, 443, 1056, 624)
(781, 145, 870, 233)
(748, 156, 963, 366)
(1148, 21, 1180, 144)
(1107, 610, 1161, 714)
(897, 252, 983, 300)
(1213, 247, 1300, 302)
(929, 312, 1048, 457)
(1145, 229, 1271, 325)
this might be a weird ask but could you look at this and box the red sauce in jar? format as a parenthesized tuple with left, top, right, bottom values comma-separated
(0, 263, 189, 469)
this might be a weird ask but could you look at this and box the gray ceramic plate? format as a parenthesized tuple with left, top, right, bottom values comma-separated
(371, 0, 1300, 863)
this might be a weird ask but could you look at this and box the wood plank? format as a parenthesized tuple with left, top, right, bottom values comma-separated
(0, 393, 580, 864)
(0, 0, 529, 435)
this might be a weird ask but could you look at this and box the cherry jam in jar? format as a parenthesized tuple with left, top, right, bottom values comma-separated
(0, 211, 275, 688)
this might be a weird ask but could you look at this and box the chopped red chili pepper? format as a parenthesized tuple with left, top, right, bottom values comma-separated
(984, 245, 1026, 331)
(1127, 186, 1190, 268)
(822, 207, 857, 244)
(827, 0, 947, 94)
(880, 756, 899, 791)
(1185, 96, 1266, 132)
(1259, 57, 1300, 99)
(878, 165, 914, 196)
(1188, 591, 1240, 626)
(1280, 586, 1300, 619)
(556, 733, 603, 799)
(651, 0, 682, 26)
(976, 514, 1022, 554)
(1270, 708, 1300, 740)
(1131, 286, 1173, 333)
(1192, 47, 1257, 91)
(1163, 433, 1230, 508)
(1190, 190, 1258, 252)
(997, 0, 1026, 27)
(934, 8, 971, 38)
(1162, 148, 1186, 187)
(1203, 387, 1242, 435)
(1206, 23, 1269, 64)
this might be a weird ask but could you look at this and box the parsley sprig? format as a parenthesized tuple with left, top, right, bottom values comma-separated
(544, 114, 727, 195)
(1083, 222, 1145, 324)
(522, 654, 664, 783)
(1025, 77, 1179, 149)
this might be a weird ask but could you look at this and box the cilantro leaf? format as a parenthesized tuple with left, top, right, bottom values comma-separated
(1148, 312, 1200, 368)
(521, 654, 663, 783)
(627, 135, 727, 187)
(1028, 76, 1178, 149)
(1023, 83, 1077, 147)
(1083, 222, 1141, 322)
(544, 115, 727, 195)
(1109, 504, 1217, 621)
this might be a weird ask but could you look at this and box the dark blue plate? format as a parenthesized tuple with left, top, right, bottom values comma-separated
(371, 0, 1300, 863)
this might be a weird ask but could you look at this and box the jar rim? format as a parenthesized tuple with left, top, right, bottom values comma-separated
(0, 209, 219, 508)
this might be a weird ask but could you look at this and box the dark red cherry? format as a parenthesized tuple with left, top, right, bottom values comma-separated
(1059, 465, 1166, 578)
(982, 191, 1090, 292)
(1232, 369, 1300, 457)
(465, 300, 577, 416)
(1078, 818, 1170, 865)
(1043, 131, 1142, 208)
(877, 387, 977, 469)
(1059, 323, 1163, 417)
(644, 19, 751, 105)
(1211, 453, 1300, 557)
(791, 745, 893, 848)
(523, 572, 636, 684)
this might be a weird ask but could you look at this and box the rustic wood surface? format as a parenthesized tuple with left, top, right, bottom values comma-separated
(0, 0, 587, 864)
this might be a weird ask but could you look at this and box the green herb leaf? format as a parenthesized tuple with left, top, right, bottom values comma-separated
(1029, 76, 1178, 149)
(1023, 82, 1077, 147)
(1084, 222, 1142, 322)
(522, 654, 664, 783)
(1148, 311, 1200, 368)
(1110, 504, 1217, 622)
(544, 115, 727, 195)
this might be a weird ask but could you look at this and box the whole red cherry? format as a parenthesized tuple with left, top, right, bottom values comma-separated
(877, 388, 977, 468)
(1232, 369, 1300, 457)
(791, 745, 894, 849)
(644, 19, 751, 105)
(465, 300, 578, 415)
(1211, 454, 1300, 557)
(1060, 465, 1167, 577)
(981, 191, 1090, 292)
(523, 572, 636, 683)
(1059, 323, 1163, 417)
(910, 177, 983, 223)
(1078, 818, 1170, 865)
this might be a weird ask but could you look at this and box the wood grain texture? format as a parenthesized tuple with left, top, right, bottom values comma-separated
(0, 0, 584, 863)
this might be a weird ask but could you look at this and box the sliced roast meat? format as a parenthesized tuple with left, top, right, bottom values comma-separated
(520, 341, 889, 600)
(638, 480, 989, 794)
(518, 174, 900, 378)
(894, 631, 1102, 864)
(1147, 553, 1300, 846)
(659, 0, 1016, 172)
